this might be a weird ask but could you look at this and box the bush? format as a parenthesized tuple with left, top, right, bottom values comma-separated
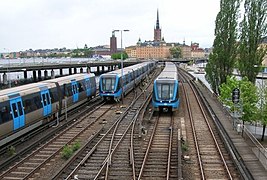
(61, 145, 73, 160)
(61, 140, 81, 160)
(72, 140, 81, 152)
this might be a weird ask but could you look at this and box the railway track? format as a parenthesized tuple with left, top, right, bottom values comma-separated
(136, 113, 178, 180)
(51, 66, 162, 179)
(0, 101, 117, 179)
(179, 70, 240, 179)
(0, 96, 102, 167)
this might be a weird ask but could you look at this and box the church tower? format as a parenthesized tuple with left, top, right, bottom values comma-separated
(154, 9, 161, 42)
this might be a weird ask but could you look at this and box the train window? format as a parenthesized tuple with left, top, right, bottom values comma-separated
(42, 94, 47, 106)
(50, 88, 59, 103)
(17, 101, 23, 115)
(78, 82, 84, 93)
(91, 77, 96, 89)
(34, 95, 42, 109)
(46, 93, 51, 104)
(80, 81, 85, 92)
(157, 83, 174, 100)
(62, 84, 67, 97)
(12, 103, 18, 118)
(0, 105, 10, 124)
(123, 76, 127, 86)
(24, 99, 32, 113)
(67, 84, 72, 96)
(102, 77, 115, 91)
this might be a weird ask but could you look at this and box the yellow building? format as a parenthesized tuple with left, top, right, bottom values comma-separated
(135, 40, 171, 59)
(180, 45, 191, 59)
(125, 46, 136, 58)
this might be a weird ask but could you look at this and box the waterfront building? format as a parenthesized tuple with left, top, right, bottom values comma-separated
(126, 10, 206, 59)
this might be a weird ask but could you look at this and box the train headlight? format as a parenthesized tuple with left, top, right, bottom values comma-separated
(160, 101, 162, 103)
(169, 101, 171, 103)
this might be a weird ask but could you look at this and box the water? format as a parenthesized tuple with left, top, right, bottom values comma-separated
(189, 65, 266, 93)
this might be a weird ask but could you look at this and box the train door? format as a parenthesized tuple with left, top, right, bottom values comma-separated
(85, 77, 91, 96)
(40, 89, 52, 116)
(10, 97, 25, 130)
(71, 80, 79, 102)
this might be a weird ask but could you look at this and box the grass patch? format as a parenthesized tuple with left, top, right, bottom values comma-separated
(181, 142, 189, 152)
(61, 140, 81, 160)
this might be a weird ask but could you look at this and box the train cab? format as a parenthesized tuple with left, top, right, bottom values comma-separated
(152, 62, 179, 112)
(99, 74, 121, 101)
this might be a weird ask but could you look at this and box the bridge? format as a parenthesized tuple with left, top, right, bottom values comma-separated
(0, 59, 140, 86)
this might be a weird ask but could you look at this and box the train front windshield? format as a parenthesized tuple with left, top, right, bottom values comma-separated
(157, 81, 175, 100)
(101, 76, 116, 92)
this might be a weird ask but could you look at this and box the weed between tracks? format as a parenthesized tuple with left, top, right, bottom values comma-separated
(61, 140, 81, 160)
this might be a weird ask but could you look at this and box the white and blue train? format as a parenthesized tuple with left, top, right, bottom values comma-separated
(0, 73, 96, 147)
(152, 62, 179, 112)
(99, 61, 156, 101)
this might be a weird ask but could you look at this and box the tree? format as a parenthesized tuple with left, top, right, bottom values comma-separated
(238, 0, 267, 83)
(111, 52, 128, 60)
(219, 76, 258, 123)
(259, 82, 267, 141)
(169, 46, 182, 58)
(205, 0, 240, 94)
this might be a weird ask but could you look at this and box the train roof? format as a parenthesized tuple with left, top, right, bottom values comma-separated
(0, 73, 94, 96)
(44, 73, 95, 83)
(156, 62, 178, 81)
(100, 61, 154, 77)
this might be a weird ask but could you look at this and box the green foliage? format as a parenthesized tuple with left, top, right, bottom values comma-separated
(258, 83, 267, 126)
(169, 46, 182, 58)
(188, 60, 193, 66)
(61, 140, 81, 160)
(71, 47, 93, 58)
(72, 140, 81, 152)
(205, 0, 240, 94)
(238, 0, 267, 83)
(61, 145, 73, 160)
(111, 52, 128, 60)
(181, 142, 188, 152)
(7, 146, 16, 156)
(219, 76, 258, 122)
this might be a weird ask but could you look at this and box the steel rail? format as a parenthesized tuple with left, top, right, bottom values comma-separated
(180, 75, 205, 179)
(180, 71, 233, 179)
(137, 114, 159, 180)
(187, 79, 233, 180)
(65, 87, 140, 179)
(0, 101, 106, 179)
(167, 114, 174, 180)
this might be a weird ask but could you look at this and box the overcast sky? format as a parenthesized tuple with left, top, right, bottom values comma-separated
(0, 0, 220, 52)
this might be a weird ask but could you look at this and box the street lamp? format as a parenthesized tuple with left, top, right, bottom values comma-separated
(3, 48, 11, 88)
(113, 29, 129, 104)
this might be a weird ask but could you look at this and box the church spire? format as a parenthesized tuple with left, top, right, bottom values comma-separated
(156, 9, 160, 29)
(154, 9, 161, 41)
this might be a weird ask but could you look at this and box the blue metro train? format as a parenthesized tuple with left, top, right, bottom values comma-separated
(99, 61, 156, 101)
(0, 73, 96, 147)
(152, 62, 179, 112)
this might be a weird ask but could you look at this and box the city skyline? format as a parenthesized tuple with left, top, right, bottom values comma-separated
(0, 0, 220, 52)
